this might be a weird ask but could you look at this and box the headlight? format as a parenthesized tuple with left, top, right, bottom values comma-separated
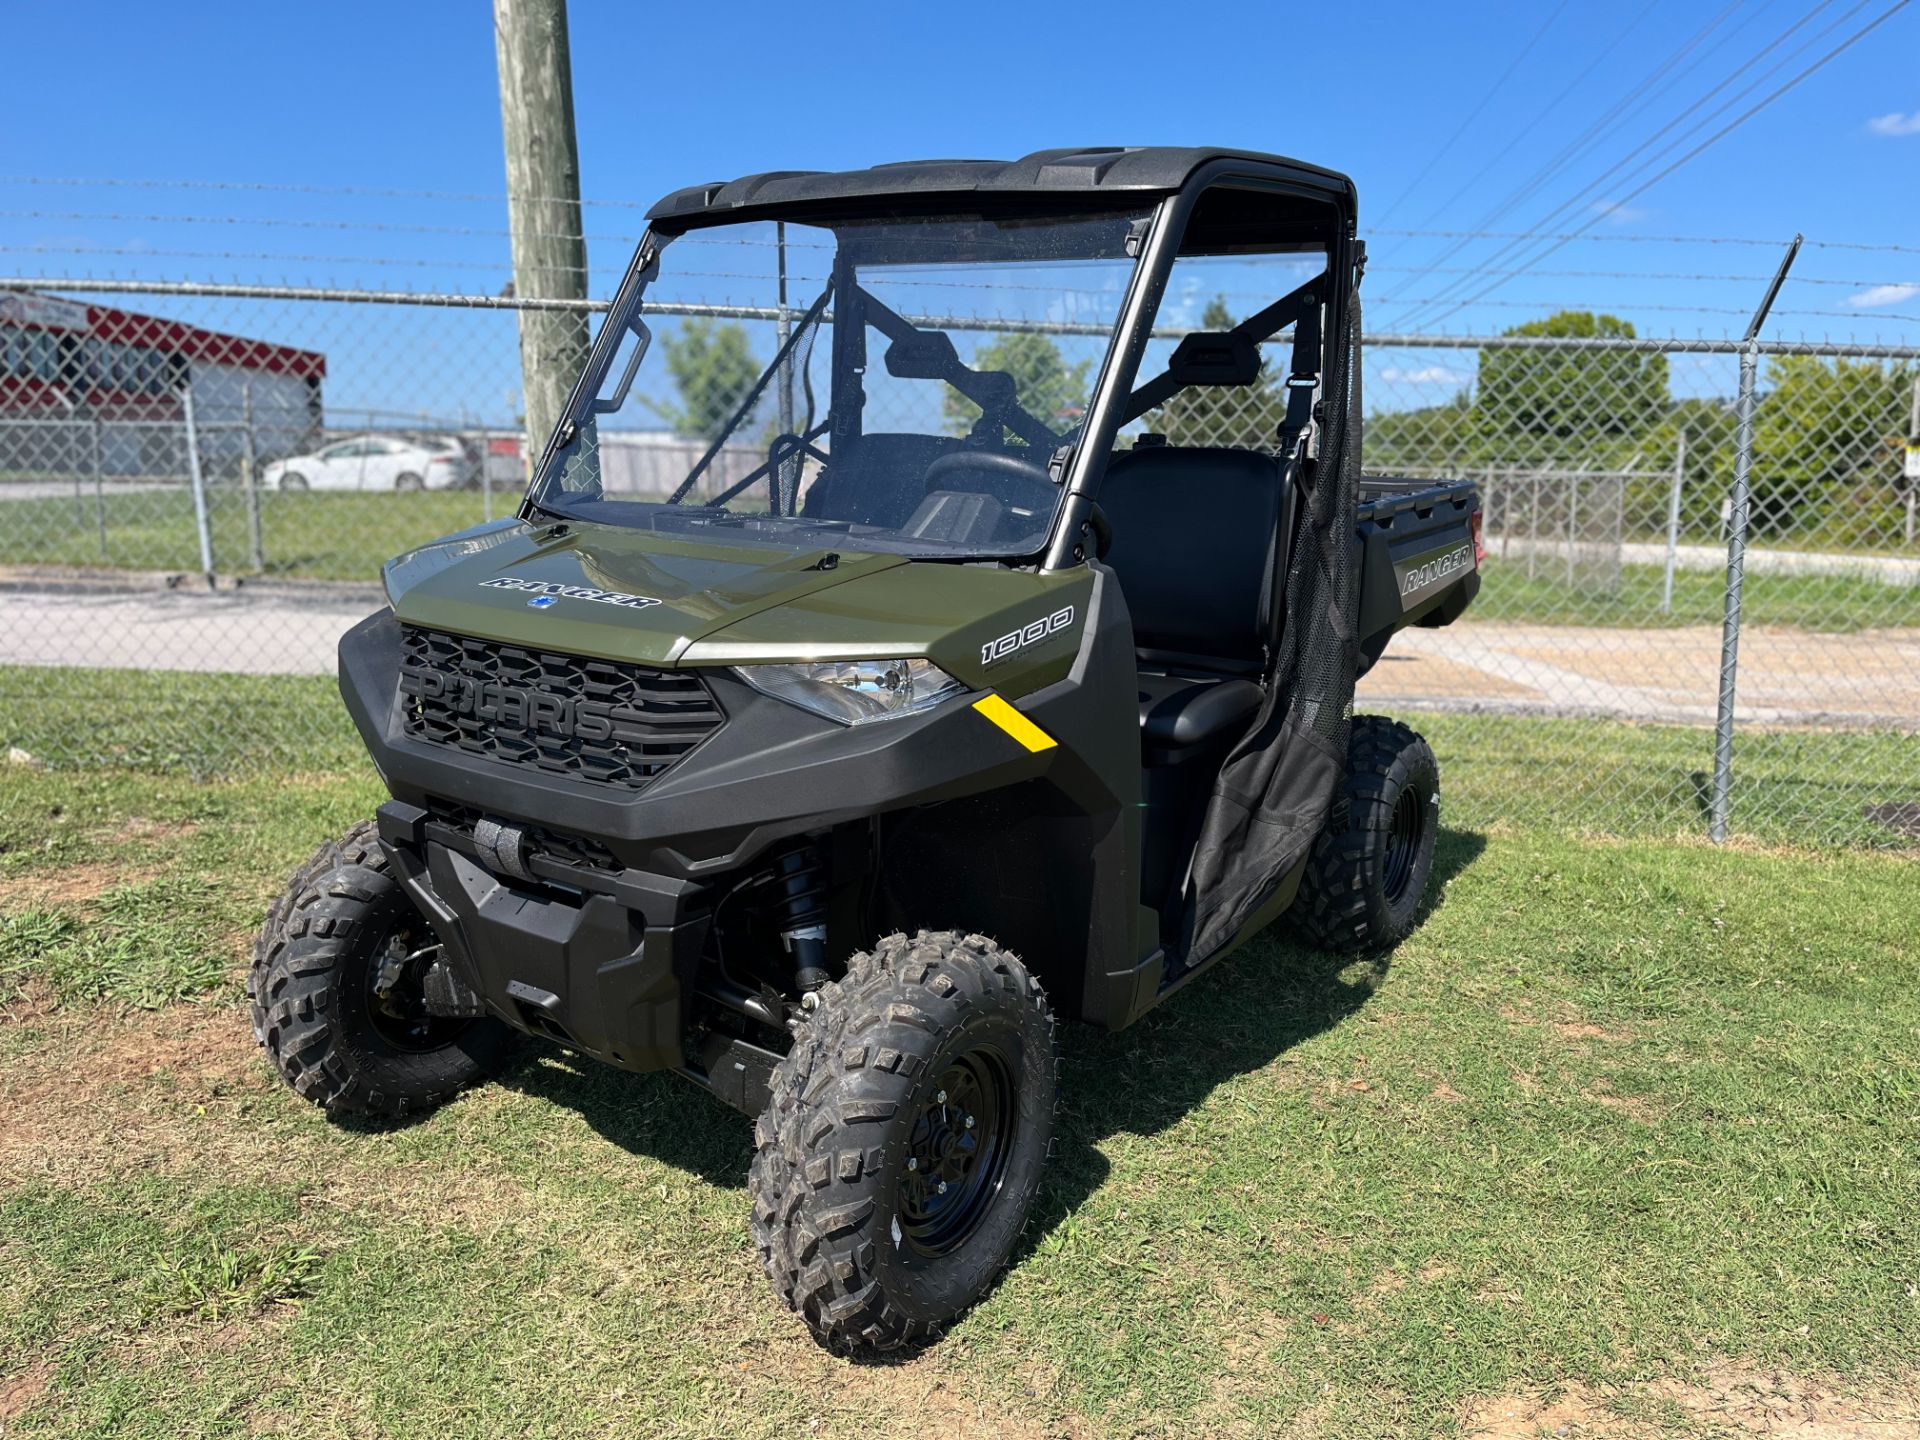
(735, 658, 967, 725)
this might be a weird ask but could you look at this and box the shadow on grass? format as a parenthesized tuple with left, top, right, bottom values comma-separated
(482, 825, 1488, 1350)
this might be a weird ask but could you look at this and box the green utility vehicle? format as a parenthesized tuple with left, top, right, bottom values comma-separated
(252, 147, 1481, 1349)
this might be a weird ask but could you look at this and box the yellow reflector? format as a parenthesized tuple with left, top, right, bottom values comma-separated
(972, 693, 1057, 753)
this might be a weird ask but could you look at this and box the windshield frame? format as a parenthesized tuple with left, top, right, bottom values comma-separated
(519, 201, 1158, 566)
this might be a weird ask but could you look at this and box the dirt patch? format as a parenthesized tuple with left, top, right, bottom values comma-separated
(107, 817, 200, 846)
(0, 978, 57, 1026)
(1460, 1364, 1920, 1438)
(1582, 1080, 1658, 1125)
(0, 861, 151, 908)
(1555, 1021, 1632, 1043)
(0, 1002, 265, 1178)
(0, 1361, 54, 1421)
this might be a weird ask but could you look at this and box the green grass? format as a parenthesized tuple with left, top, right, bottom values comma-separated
(1479, 559, 1920, 632)
(0, 667, 362, 774)
(3, 485, 1916, 632)
(1, 754, 1917, 1437)
(0, 489, 497, 583)
(8, 665, 1914, 848)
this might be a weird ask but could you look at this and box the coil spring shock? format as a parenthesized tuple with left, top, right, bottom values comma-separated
(765, 843, 831, 993)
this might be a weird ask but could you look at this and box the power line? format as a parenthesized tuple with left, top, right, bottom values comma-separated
(1456, 0, 1777, 236)
(1416, 0, 1911, 329)
(1404, 0, 1665, 233)
(1384, 0, 1756, 302)
(1374, 0, 1573, 227)
(1396, 0, 1857, 326)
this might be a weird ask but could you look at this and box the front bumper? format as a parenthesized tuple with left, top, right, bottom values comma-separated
(376, 800, 704, 1072)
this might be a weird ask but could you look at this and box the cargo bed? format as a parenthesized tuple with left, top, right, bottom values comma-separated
(1354, 473, 1481, 672)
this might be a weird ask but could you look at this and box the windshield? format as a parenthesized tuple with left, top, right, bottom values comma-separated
(528, 207, 1148, 559)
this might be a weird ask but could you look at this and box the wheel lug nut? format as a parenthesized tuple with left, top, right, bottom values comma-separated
(935, 1090, 947, 1104)
(964, 1114, 975, 1129)
(937, 1181, 948, 1195)
(906, 1157, 917, 1171)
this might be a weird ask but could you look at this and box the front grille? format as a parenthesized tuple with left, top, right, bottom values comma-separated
(399, 626, 723, 790)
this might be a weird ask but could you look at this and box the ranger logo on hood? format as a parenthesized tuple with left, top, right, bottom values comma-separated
(480, 576, 662, 610)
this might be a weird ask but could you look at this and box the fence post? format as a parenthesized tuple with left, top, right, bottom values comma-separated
(1709, 236, 1799, 843)
(1566, 468, 1581, 587)
(241, 380, 265, 573)
(1907, 375, 1918, 546)
(1482, 463, 1497, 554)
(1526, 472, 1540, 579)
(1709, 346, 1760, 842)
(1661, 430, 1686, 614)
(181, 385, 216, 591)
(88, 414, 108, 562)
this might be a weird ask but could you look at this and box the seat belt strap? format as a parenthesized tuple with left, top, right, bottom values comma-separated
(1274, 291, 1323, 466)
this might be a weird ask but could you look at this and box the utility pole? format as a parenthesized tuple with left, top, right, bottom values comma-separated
(494, 0, 589, 474)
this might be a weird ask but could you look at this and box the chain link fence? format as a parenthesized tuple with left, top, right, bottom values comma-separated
(1, 277, 1915, 847)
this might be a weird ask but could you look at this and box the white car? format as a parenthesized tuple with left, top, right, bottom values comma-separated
(264, 435, 471, 493)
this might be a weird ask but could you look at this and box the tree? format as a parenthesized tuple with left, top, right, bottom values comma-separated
(1726, 354, 1918, 538)
(943, 332, 1091, 442)
(1148, 297, 1287, 449)
(646, 318, 763, 442)
(1476, 311, 1670, 468)
(1367, 390, 1477, 476)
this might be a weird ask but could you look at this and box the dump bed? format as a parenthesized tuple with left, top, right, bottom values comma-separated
(1353, 475, 1481, 671)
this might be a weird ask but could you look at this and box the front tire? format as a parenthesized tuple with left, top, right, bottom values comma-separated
(279, 472, 308, 492)
(252, 844, 512, 1117)
(749, 930, 1057, 1351)
(394, 472, 423, 493)
(248, 821, 386, 1044)
(1292, 715, 1440, 955)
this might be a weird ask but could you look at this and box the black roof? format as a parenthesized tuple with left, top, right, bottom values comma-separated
(646, 146, 1356, 224)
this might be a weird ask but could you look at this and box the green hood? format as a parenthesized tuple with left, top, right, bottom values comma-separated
(382, 519, 907, 667)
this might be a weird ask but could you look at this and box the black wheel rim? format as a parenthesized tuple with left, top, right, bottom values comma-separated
(898, 1046, 1016, 1259)
(364, 922, 471, 1053)
(1382, 786, 1426, 904)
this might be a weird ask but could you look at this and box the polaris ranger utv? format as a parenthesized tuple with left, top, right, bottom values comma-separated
(251, 147, 1480, 1349)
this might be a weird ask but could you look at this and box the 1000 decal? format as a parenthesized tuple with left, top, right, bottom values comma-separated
(982, 607, 1075, 666)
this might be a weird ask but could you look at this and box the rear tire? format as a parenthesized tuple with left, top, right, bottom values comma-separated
(252, 846, 513, 1117)
(749, 930, 1057, 1351)
(279, 472, 308, 492)
(1292, 715, 1440, 955)
(394, 472, 423, 493)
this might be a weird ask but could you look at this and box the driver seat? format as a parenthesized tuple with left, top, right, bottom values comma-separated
(1099, 445, 1290, 761)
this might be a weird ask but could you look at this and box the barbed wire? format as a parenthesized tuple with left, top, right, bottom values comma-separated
(4, 246, 1911, 304)
(0, 209, 641, 244)
(0, 174, 653, 209)
(1373, 229, 1920, 255)
(6, 276, 1919, 358)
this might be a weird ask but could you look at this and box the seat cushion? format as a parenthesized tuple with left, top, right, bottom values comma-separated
(1138, 673, 1263, 751)
(1100, 446, 1288, 672)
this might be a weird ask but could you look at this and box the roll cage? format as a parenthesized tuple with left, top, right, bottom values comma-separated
(523, 148, 1359, 570)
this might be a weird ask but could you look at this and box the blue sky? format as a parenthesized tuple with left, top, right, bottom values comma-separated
(3, 0, 1916, 421)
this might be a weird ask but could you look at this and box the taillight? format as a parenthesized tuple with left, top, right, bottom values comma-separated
(1470, 507, 1487, 565)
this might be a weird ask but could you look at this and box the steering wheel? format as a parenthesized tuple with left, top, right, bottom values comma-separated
(921, 449, 1056, 515)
